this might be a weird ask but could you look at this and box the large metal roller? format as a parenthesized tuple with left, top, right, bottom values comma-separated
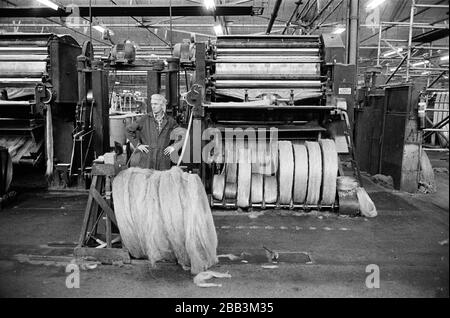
(216, 48, 320, 56)
(212, 74, 324, 81)
(215, 56, 322, 63)
(215, 63, 319, 75)
(0, 62, 46, 78)
(214, 80, 322, 89)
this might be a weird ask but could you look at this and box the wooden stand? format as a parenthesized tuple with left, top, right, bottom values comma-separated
(74, 161, 130, 264)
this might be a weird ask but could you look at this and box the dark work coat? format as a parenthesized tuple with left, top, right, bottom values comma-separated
(126, 113, 185, 170)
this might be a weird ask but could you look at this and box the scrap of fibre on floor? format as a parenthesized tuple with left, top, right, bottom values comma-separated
(112, 167, 218, 274)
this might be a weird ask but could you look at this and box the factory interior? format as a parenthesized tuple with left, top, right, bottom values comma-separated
(0, 0, 448, 299)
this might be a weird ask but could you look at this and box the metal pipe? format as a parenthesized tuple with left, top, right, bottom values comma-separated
(266, 0, 283, 34)
(282, 1, 302, 34)
(212, 74, 324, 80)
(308, 0, 344, 34)
(347, 0, 359, 66)
(214, 57, 322, 63)
(308, 0, 334, 26)
(427, 71, 447, 89)
(385, 54, 408, 85)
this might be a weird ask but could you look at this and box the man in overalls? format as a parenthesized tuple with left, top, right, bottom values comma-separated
(126, 94, 185, 170)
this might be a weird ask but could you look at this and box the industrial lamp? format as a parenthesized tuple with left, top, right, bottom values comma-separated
(204, 0, 216, 10)
(366, 0, 387, 10)
(36, 0, 60, 11)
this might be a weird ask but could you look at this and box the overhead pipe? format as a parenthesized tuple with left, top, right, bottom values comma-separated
(307, 0, 335, 26)
(282, 1, 302, 34)
(266, 0, 283, 34)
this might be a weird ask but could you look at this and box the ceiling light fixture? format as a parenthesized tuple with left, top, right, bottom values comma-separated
(36, 0, 60, 10)
(332, 26, 346, 34)
(93, 25, 106, 33)
(383, 48, 403, 57)
(412, 60, 430, 67)
(204, 0, 216, 10)
(366, 0, 386, 10)
(214, 24, 223, 36)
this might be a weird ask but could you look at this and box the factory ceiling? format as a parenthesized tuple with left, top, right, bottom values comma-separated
(0, 0, 448, 75)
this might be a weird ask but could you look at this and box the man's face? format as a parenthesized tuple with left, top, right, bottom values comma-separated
(151, 97, 163, 114)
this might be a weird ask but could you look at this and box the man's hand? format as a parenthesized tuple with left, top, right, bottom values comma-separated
(164, 146, 175, 156)
(137, 144, 149, 153)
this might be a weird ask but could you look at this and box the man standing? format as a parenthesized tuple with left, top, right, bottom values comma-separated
(126, 94, 185, 170)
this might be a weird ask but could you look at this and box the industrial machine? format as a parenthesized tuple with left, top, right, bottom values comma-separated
(0, 33, 80, 176)
(53, 41, 110, 189)
(175, 34, 361, 213)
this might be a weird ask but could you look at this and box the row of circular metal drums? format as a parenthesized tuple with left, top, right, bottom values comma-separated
(212, 139, 338, 208)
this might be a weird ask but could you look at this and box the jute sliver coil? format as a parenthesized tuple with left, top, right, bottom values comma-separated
(278, 141, 294, 205)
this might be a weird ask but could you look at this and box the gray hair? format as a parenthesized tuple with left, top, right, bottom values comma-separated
(151, 94, 167, 112)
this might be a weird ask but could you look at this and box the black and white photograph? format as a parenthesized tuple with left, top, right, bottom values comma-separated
(0, 0, 448, 302)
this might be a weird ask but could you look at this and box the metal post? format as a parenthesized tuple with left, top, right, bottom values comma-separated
(406, 0, 415, 82)
(377, 23, 382, 66)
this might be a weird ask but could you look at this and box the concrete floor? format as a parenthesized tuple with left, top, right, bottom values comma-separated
(0, 153, 448, 298)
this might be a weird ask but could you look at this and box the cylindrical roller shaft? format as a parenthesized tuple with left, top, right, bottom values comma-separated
(214, 80, 322, 89)
(293, 144, 308, 204)
(216, 63, 319, 75)
(216, 48, 320, 56)
(306, 141, 322, 205)
(0, 61, 46, 77)
(216, 42, 321, 48)
(320, 139, 338, 205)
(212, 74, 324, 81)
(0, 54, 48, 61)
(278, 141, 294, 205)
(214, 56, 322, 63)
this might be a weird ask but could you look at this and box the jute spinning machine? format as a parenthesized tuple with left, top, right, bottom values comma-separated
(176, 34, 362, 214)
(0, 33, 80, 180)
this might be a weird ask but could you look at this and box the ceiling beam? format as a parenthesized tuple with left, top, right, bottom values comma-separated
(0, 5, 262, 18)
